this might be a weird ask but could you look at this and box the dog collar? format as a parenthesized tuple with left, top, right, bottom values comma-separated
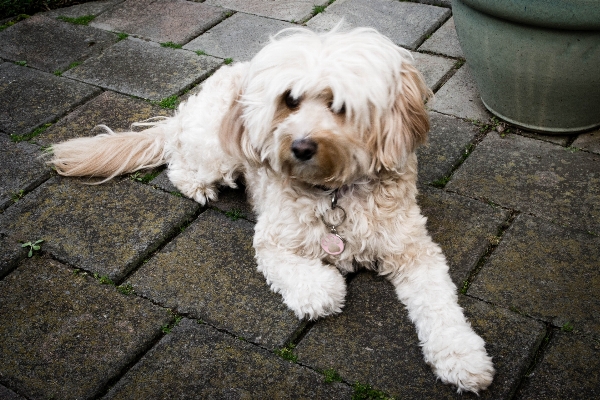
(320, 189, 346, 256)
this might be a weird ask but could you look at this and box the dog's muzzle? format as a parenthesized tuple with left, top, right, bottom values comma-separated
(291, 138, 318, 161)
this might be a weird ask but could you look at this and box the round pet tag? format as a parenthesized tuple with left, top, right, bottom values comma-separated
(321, 233, 345, 255)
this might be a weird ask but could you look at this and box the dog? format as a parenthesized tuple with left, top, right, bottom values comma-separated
(49, 27, 495, 393)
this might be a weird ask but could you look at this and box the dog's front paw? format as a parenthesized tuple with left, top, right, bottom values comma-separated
(427, 329, 495, 393)
(177, 181, 218, 205)
(281, 266, 347, 320)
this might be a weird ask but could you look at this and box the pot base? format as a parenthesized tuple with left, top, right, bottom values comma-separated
(481, 98, 600, 135)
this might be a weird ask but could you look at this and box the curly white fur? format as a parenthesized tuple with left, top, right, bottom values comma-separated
(49, 27, 494, 393)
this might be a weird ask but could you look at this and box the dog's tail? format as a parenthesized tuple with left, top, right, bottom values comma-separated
(48, 120, 169, 183)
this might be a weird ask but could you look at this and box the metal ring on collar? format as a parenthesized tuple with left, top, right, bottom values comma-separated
(321, 205, 347, 229)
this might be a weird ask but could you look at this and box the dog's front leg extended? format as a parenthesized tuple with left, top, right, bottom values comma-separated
(382, 238, 495, 394)
(255, 246, 347, 320)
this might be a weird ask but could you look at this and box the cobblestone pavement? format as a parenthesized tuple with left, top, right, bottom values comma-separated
(1, 1, 599, 399)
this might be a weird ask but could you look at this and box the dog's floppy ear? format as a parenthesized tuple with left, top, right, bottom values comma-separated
(219, 93, 260, 165)
(370, 63, 431, 172)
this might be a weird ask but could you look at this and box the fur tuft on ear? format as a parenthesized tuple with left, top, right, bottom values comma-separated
(370, 63, 432, 172)
(218, 94, 260, 165)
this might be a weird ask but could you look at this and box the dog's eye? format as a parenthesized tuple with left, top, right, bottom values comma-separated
(284, 91, 301, 109)
(329, 101, 346, 115)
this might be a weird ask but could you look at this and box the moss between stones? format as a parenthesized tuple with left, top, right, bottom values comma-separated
(10, 122, 52, 143)
(57, 14, 95, 25)
(274, 344, 297, 363)
(352, 382, 394, 400)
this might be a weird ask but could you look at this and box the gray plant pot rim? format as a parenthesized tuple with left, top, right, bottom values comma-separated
(481, 98, 600, 134)
(460, 0, 600, 30)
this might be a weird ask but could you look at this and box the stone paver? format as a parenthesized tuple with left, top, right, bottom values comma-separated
(128, 210, 299, 349)
(209, 184, 257, 222)
(307, 0, 450, 50)
(0, 62, 101, 136)
(470, 214, 600, 336)
(43, 0, 124, 19)
(518, 130, 571, 147)
(447, 132, 600, 234)
(0, 384, 25, 400)
(91, 0, 227, 45)
(0, 177, 199, 281)
(206, 0, 330, 22)
(150, 170, 178, 193)
(0, 257, 173, 400)
(64, 38, 222, 100)
(38, 91, 172, 146)
(418, 186, 509, 287)
(417, 111, 478, 184)
(415, 0, 452, 7)
(412, 51, 455, 91)
(183, 12, 295, 62)
(295, 272, 546, 399)
(1, 0, 596, 397)
(0, 135, 50, 211)
(0, 236, 26, 279)
(572, 127, 600, 155)
(0, 14, 119, 73)
(104, 318, 353, 399)
(150, 173, 256, 220)
(430, 64, 490, 121)
(419, 17, 464, 58)
(515, 332, 600, 399)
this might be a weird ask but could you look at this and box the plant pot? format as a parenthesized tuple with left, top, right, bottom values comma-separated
(452, 0, 600, 134)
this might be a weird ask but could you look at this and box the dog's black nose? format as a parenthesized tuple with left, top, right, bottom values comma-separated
(291, 138, 318, 161)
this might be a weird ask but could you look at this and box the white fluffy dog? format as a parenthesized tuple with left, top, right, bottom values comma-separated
(49, 27, 494, 393)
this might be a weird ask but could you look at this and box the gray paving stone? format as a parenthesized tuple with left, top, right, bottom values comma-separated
(306, 0, 450, 50)
(572, 127, 600, 155)
(179, 79, 206, 102)
(91, 0, 227, 45)
(150, 170, 178, 193)
(518, 130, 571, 146)
(150, 172, 256, 220)
(0, 236, 26, 279)
(104, 318, 352, 399)
(0, 14, 119, 73)
(43, 0, 124, 19)
(0, 135, 50, 211)
(418, 186, 509, 287)
(469, 215, 600, 336)
(414, 0, 452, 7)
(419, 17, 464, 58)
(209, 184, 257, 222)
(446, 133, 600, 233)
(183, 12, 295, 62)
(64, 38, 222, 101)
(295, 271, 545, 399)
(0, 257, 172, 400)
(0, 177, 199, 281)
(0, 384, 25, 400)
(429, 64, 491, 121)
(417, 111, 478, 185)
(412, 51, 455, 91)
(206, 0, 330, 22)
(128, 210, 299, 349)
(38, 91, 172, 146)
(0, 63, 101, 136)
(515, 332, 600, 399)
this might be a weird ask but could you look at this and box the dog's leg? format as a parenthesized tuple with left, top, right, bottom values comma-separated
(382, 235, 495, 393)
(254, 246, 347, 320)
(166, 156, 242, 205)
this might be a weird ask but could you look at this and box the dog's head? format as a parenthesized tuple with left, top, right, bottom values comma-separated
(220, 27, 431, 188)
